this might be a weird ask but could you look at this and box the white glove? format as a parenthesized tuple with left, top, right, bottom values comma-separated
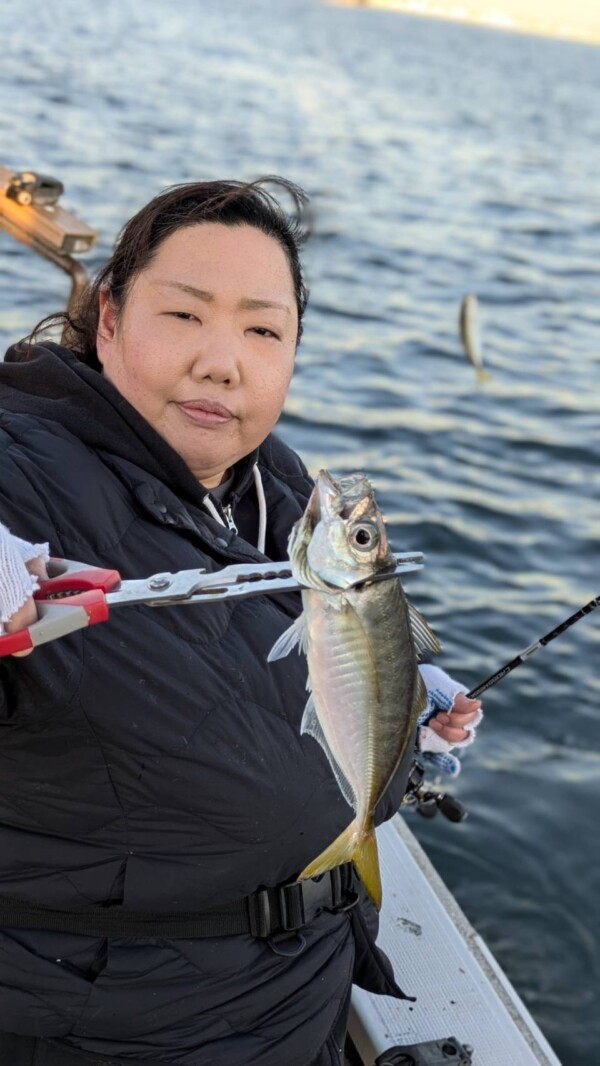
(416, 663, 483, 777)
(0, 522, 49, 630)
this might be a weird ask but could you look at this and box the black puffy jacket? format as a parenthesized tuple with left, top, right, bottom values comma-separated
(0, 343, 413, 1066)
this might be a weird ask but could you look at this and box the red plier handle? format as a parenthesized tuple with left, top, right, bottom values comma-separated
(0, 559, 121, 657)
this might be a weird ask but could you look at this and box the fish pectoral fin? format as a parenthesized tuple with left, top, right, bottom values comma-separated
(412, 668, 429, 718)
(408, 600, 442, 659)
(301, 697, 357, 811)
(267, 612, 308, 662)
(300, 819, 382, 911)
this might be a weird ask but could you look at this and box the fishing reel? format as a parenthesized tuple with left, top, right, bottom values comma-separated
(402, 764, 468, 823)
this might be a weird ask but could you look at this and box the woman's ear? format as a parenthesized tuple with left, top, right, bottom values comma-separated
(96, 288, 118, 366)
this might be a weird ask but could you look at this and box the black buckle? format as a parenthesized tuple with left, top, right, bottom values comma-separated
(247, 888, 273, 939)
(248, 864, 357, 938)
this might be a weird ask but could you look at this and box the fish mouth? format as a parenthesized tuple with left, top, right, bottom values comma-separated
(314, 470, 373, 523)
(297, 472, 334, 534)
(313, 469, 336, 523)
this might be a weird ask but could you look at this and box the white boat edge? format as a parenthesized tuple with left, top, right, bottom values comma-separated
(348, 813, 562, 1065)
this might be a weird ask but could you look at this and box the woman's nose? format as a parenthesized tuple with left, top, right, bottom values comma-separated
(190, 329, 242, 387)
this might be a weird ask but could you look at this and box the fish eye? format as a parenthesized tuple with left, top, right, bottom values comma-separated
(351, 523, 379, 551)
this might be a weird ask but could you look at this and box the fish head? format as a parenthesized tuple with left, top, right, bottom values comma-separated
(288, 470, 395, 590)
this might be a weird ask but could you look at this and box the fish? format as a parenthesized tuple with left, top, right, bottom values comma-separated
(459, 293, 490, 382)
(268, 470, 441, 909)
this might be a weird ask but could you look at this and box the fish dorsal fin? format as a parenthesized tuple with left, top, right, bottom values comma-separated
(267, 613, 308, 662)
(301, 695, 357, 812)
(408, 601, 442, 659)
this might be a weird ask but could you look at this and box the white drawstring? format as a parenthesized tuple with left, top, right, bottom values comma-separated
(201, 493, 226, 527)
(253, 464, 267, 555)
(202, 464, 267, 554)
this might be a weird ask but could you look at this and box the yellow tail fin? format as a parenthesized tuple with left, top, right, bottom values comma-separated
(299, 818, 382, 910)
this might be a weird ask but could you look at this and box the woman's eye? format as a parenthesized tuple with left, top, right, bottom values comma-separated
(167, 311, 198, 322)
(251, 327, 280, 339)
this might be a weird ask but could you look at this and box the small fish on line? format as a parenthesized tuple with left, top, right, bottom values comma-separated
(459, 293, 490, 382)
(268, 470, 440, 909)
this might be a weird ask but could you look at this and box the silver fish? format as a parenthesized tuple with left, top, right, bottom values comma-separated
(268, 471, 440, 909)
(459, 293, 490, 381)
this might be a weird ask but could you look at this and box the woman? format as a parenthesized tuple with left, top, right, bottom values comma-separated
(0, 177, 481, 1066)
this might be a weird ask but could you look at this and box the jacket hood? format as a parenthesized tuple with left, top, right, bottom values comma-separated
(0, 341, 258, 508)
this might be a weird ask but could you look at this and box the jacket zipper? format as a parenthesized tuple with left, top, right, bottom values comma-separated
(222, 503, 238, 534)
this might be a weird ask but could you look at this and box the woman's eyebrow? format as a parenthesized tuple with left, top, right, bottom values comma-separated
(238, 296, 291, 315)
(155, 280, 214, 302)
(155, 280, 291, 315)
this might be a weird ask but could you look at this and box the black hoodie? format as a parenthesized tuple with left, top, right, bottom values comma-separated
(0, 343, 411, 1066)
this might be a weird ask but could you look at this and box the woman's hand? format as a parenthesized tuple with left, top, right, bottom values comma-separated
(0, 524, 49, 657)
(427, 691, 482, 744)
(416, 663, 483, 776)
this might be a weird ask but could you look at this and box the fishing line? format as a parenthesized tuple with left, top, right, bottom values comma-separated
(466, 594, 600, 700)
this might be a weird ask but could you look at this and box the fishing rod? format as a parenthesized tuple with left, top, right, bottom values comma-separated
(405, 591, 600, 823)
(466, 591, 600, 700)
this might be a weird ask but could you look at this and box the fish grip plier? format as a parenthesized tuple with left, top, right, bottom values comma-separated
(0, 552, 424, 657)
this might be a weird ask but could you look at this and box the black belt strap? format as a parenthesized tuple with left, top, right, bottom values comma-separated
(0, 864, 356, 939)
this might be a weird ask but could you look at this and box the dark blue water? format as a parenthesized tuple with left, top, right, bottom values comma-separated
(1, 2, 599, 1062)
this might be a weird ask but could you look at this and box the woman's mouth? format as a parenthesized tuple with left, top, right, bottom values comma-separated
(177, 400, 235, 426)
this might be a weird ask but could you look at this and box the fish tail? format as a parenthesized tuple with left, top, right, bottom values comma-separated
(476, 367, 492, 384)
(299, 818, 382, 911)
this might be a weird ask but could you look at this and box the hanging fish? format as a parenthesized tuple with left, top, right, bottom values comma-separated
(268, 471, 440, 909)
(459, 293, 490, 382)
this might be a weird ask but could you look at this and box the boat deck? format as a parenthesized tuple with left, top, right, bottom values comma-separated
(348, 815, 562, 1065)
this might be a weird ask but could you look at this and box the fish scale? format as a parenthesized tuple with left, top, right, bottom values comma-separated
(306, 593, 380, 814)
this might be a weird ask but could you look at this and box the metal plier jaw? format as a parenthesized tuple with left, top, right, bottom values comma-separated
(0, 552, 424, 657)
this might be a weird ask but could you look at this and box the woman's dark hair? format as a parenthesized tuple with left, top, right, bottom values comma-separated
(31, 176, 310, 368)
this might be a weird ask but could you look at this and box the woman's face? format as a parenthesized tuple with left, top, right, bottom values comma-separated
(97, 223, 298, 487)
